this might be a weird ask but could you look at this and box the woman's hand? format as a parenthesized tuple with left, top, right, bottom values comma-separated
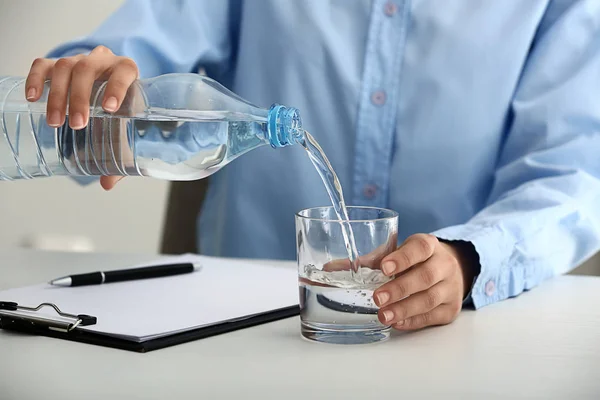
(373, 233, 478, 331)
(26, 45, 139, 190)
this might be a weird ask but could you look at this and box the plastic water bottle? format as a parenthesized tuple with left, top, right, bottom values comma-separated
(0, 73, 304, 181)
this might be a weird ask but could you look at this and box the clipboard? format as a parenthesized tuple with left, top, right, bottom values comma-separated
(0, 255, 301, 353)
(0, 300, 299, 353)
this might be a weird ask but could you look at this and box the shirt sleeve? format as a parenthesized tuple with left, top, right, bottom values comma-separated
(45, 0, 241, 79)
(432, 0, 600, 309)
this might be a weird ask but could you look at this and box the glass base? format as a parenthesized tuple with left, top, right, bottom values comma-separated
(301, 321, 391, 345)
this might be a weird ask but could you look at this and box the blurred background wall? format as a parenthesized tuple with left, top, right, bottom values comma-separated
(0, 0, 168, 254)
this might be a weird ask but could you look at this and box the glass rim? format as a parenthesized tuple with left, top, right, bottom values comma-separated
(295, 206, 398, 223)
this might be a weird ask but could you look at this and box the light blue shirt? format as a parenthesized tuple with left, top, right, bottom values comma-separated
(49, 0, 600, 309)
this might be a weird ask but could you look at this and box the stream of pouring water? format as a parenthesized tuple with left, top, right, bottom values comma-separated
(301, 131, 362, 281)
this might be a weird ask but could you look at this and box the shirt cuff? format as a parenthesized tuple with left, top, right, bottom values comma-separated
(431, 224, 518, 309)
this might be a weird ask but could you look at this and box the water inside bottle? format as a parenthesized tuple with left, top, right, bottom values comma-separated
(0, 110, 268, 181)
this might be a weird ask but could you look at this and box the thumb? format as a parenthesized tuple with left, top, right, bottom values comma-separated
(100, 176, 124, 191)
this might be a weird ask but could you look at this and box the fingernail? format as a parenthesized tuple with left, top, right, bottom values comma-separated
(26, 88, 36, 100)
(104, 96, 118, 112)
(47, 111, 61, 127)
(395, 320, 404, 327)
(376, 292, 390, 306)
(383, 310, 394, 323)
(70, 113, 85, 129)
(382, 261, 395, 275)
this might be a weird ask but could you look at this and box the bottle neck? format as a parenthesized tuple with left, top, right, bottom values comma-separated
(267, 104, 305, 148)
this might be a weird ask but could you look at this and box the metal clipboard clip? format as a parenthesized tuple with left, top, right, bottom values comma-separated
(0, 301, 97, 333)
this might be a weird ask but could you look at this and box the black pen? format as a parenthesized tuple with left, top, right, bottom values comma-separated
(49, 262, 201, 287)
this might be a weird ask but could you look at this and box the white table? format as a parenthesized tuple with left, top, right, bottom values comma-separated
(0, 249, 599, 400)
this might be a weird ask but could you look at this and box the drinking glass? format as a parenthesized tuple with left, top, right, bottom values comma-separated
(295, 206, 398, 344)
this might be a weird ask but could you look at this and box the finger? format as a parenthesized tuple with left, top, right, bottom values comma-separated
(377, 281, 448, 325)
(69, 54, 117, 129)
(100, 176, 123, 191)
(323, 236, 397, 272)
(298, 277, 337, 288)
(89, 44, 113, 57)
(25, 58, 55, 101)
(323, 254, 381, 272)
(323, 258, 352, 272)
(102, 57, 139, 112)
(46, 56, 82, 127)
(357, 236, 398, 270)
(380, 233, 438, 276)
(374, 252, 446, 307)
(392, 304, 459, 331)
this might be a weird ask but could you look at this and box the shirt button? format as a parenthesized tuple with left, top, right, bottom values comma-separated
(383, 2, 397, 16)
(371, 90, 386, 106)
(485, 280, 495, 297)
(363, 184, 378, 199)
